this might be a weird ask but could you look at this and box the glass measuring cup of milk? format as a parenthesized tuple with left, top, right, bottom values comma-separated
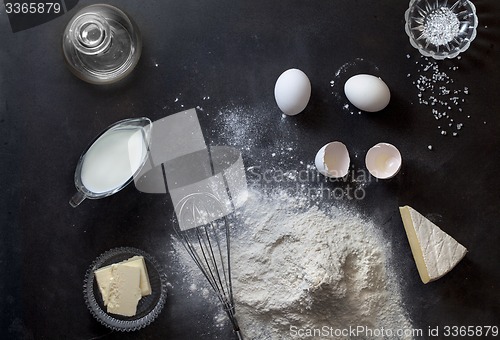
(70, 117, 152, 207)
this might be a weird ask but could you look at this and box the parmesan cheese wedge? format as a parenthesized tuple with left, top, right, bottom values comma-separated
(399, 205, 467, 284)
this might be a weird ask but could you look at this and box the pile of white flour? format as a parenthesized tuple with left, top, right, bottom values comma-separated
(172, 188, 412, 339)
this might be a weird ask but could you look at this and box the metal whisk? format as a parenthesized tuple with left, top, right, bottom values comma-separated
(172, 192, 243, 340)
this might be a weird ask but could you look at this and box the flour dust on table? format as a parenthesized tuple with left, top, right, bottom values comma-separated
(171, 188, 412, 340)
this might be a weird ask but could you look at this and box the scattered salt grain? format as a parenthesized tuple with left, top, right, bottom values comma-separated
(412, 56, 469, 137)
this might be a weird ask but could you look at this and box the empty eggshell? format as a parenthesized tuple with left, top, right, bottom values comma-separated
(365, 143, 402, 179)
(344, 74, 391, 112)
(315, 142, 350, 178)
(274, 68, 311, 116)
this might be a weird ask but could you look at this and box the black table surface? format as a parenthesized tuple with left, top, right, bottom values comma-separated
(1, 0, 499, 339)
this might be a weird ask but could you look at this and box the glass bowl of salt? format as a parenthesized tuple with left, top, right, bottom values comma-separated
(405, 0, 478, 59)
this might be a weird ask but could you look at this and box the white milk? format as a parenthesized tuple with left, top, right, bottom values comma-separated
(81, 128, 146, 194)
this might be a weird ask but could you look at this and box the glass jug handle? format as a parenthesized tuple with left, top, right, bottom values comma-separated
(70, 191, 87, 208)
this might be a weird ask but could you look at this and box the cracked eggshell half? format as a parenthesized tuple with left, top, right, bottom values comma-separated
(344, 74, 390, 112)
(315, 142, 350, 178)
(365, 143, 402, 179)
(274, 68, 311, 116)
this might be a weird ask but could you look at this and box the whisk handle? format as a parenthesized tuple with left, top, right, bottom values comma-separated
(234, 329, 244, 340)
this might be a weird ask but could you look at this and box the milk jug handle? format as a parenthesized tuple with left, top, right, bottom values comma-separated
(70, 191, 86, 208)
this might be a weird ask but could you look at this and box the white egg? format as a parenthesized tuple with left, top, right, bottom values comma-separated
(365, 143, 402, 179)
(274, 68, 311, 116)
(344, 74, 391, 112)
(314, 142, 350, 178)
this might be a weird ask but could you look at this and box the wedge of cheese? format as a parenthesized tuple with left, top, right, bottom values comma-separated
(399, 206, 467, 284)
